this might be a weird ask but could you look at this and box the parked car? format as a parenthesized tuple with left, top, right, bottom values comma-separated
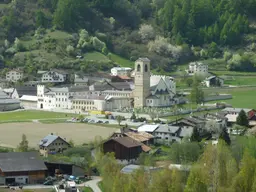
(8, 182, 23, 189)
(43, 180, 54, 185)
(8, 182, 22, 187)
(104, 121, 109, 124)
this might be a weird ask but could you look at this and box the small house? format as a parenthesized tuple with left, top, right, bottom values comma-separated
(39, 134, 71, 157)
(203, 76, 224, 87)
(6, 69, 24, 82)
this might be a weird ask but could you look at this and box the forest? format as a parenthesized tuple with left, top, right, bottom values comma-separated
(1, 0, 256, 75)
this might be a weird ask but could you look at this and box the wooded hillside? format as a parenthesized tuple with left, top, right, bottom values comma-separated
(1, 0, 256, 75)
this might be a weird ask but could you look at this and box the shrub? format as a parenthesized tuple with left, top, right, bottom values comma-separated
(77, 29, 90, 48)
(66, 45, 75, 56)
(138, 24, 155, 42)
(92, 37, 106, 52)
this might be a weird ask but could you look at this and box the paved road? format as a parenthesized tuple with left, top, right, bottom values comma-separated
(83, 177, 102, 192)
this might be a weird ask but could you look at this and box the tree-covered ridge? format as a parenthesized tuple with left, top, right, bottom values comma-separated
(0, 0, 256, 74)
(159, 0, 250, 45)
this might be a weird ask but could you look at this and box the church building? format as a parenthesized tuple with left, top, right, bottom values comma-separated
(133, 58, 177, 108)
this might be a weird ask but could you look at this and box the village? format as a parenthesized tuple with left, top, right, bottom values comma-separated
(0, 58, 255, 192)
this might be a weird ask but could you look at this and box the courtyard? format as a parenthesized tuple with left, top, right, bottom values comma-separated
(0, 122, 116, 148)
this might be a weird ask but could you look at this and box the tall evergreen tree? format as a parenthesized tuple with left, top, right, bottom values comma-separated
(236, 109, 249, 127)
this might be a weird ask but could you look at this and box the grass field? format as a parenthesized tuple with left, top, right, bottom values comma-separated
(0, 122, 116, 148)
(84, 51, 110, 61)
(110, 53, 134, 67)
(223, 76, 256, 86)
(205, 87, 256, 108)
(46, 30, 70, 40)
(0, 110, 75, 122)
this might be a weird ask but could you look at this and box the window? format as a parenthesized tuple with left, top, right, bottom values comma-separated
(145, 64, 148, 72)
(137, 64, 141, 72)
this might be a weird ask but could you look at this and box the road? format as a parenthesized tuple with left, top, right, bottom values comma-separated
(83, 177, 102, 192)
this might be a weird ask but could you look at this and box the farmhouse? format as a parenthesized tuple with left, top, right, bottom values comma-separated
(39, 134, 71, 157)
(203, 76, 224, 87)
(6, 69, 24, 82)
(40, 69, 68, 83)
(186, 62, 208, 76)
(0, 152, 47, 185)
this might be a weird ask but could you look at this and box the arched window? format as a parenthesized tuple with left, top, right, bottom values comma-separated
(145, 64, 148, 72)
(137, 64, 141, 72)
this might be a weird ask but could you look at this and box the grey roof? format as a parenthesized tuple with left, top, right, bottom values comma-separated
(179, 127, 193, 137)
(90, 81, 133, 91)
(120, 164, 162, 174)
(49, 87, 69, 93)
(71, 94, 106, 101)
(121, 164, 141, 174)
(39, 134, 68, 147)
(155, 125, 180, 133)
(69, 86, 89, 92)
(74, 78, 89, 83)
(15, 86, 37, 97)
(0, 152, 47, 172)
(222, 107, 253, 113)
(108, 82, 133, 91)
(136, 58, 150, 62)
(0, 90, 20, 104)
(184, 116, 205, 124)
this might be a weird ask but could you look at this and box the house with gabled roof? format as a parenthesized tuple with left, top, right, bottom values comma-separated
(39, 133, 71, 157)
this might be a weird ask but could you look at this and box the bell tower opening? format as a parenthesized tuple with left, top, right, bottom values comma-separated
(145, 64, 148, 72)
(137, 64, 141, 72)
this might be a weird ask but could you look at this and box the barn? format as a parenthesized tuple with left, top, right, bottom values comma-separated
(0, 152, 47, 185)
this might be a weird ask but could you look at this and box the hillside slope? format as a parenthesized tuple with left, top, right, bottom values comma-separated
(0, 0, 256, 77)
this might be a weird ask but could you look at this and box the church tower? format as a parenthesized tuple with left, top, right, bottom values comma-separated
(133, 58, 151, 108)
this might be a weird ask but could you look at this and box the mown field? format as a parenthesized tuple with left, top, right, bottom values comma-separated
(0, 110, 75, 122)
(205, 87, 256, 109)
(0, 122, 116, 148)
